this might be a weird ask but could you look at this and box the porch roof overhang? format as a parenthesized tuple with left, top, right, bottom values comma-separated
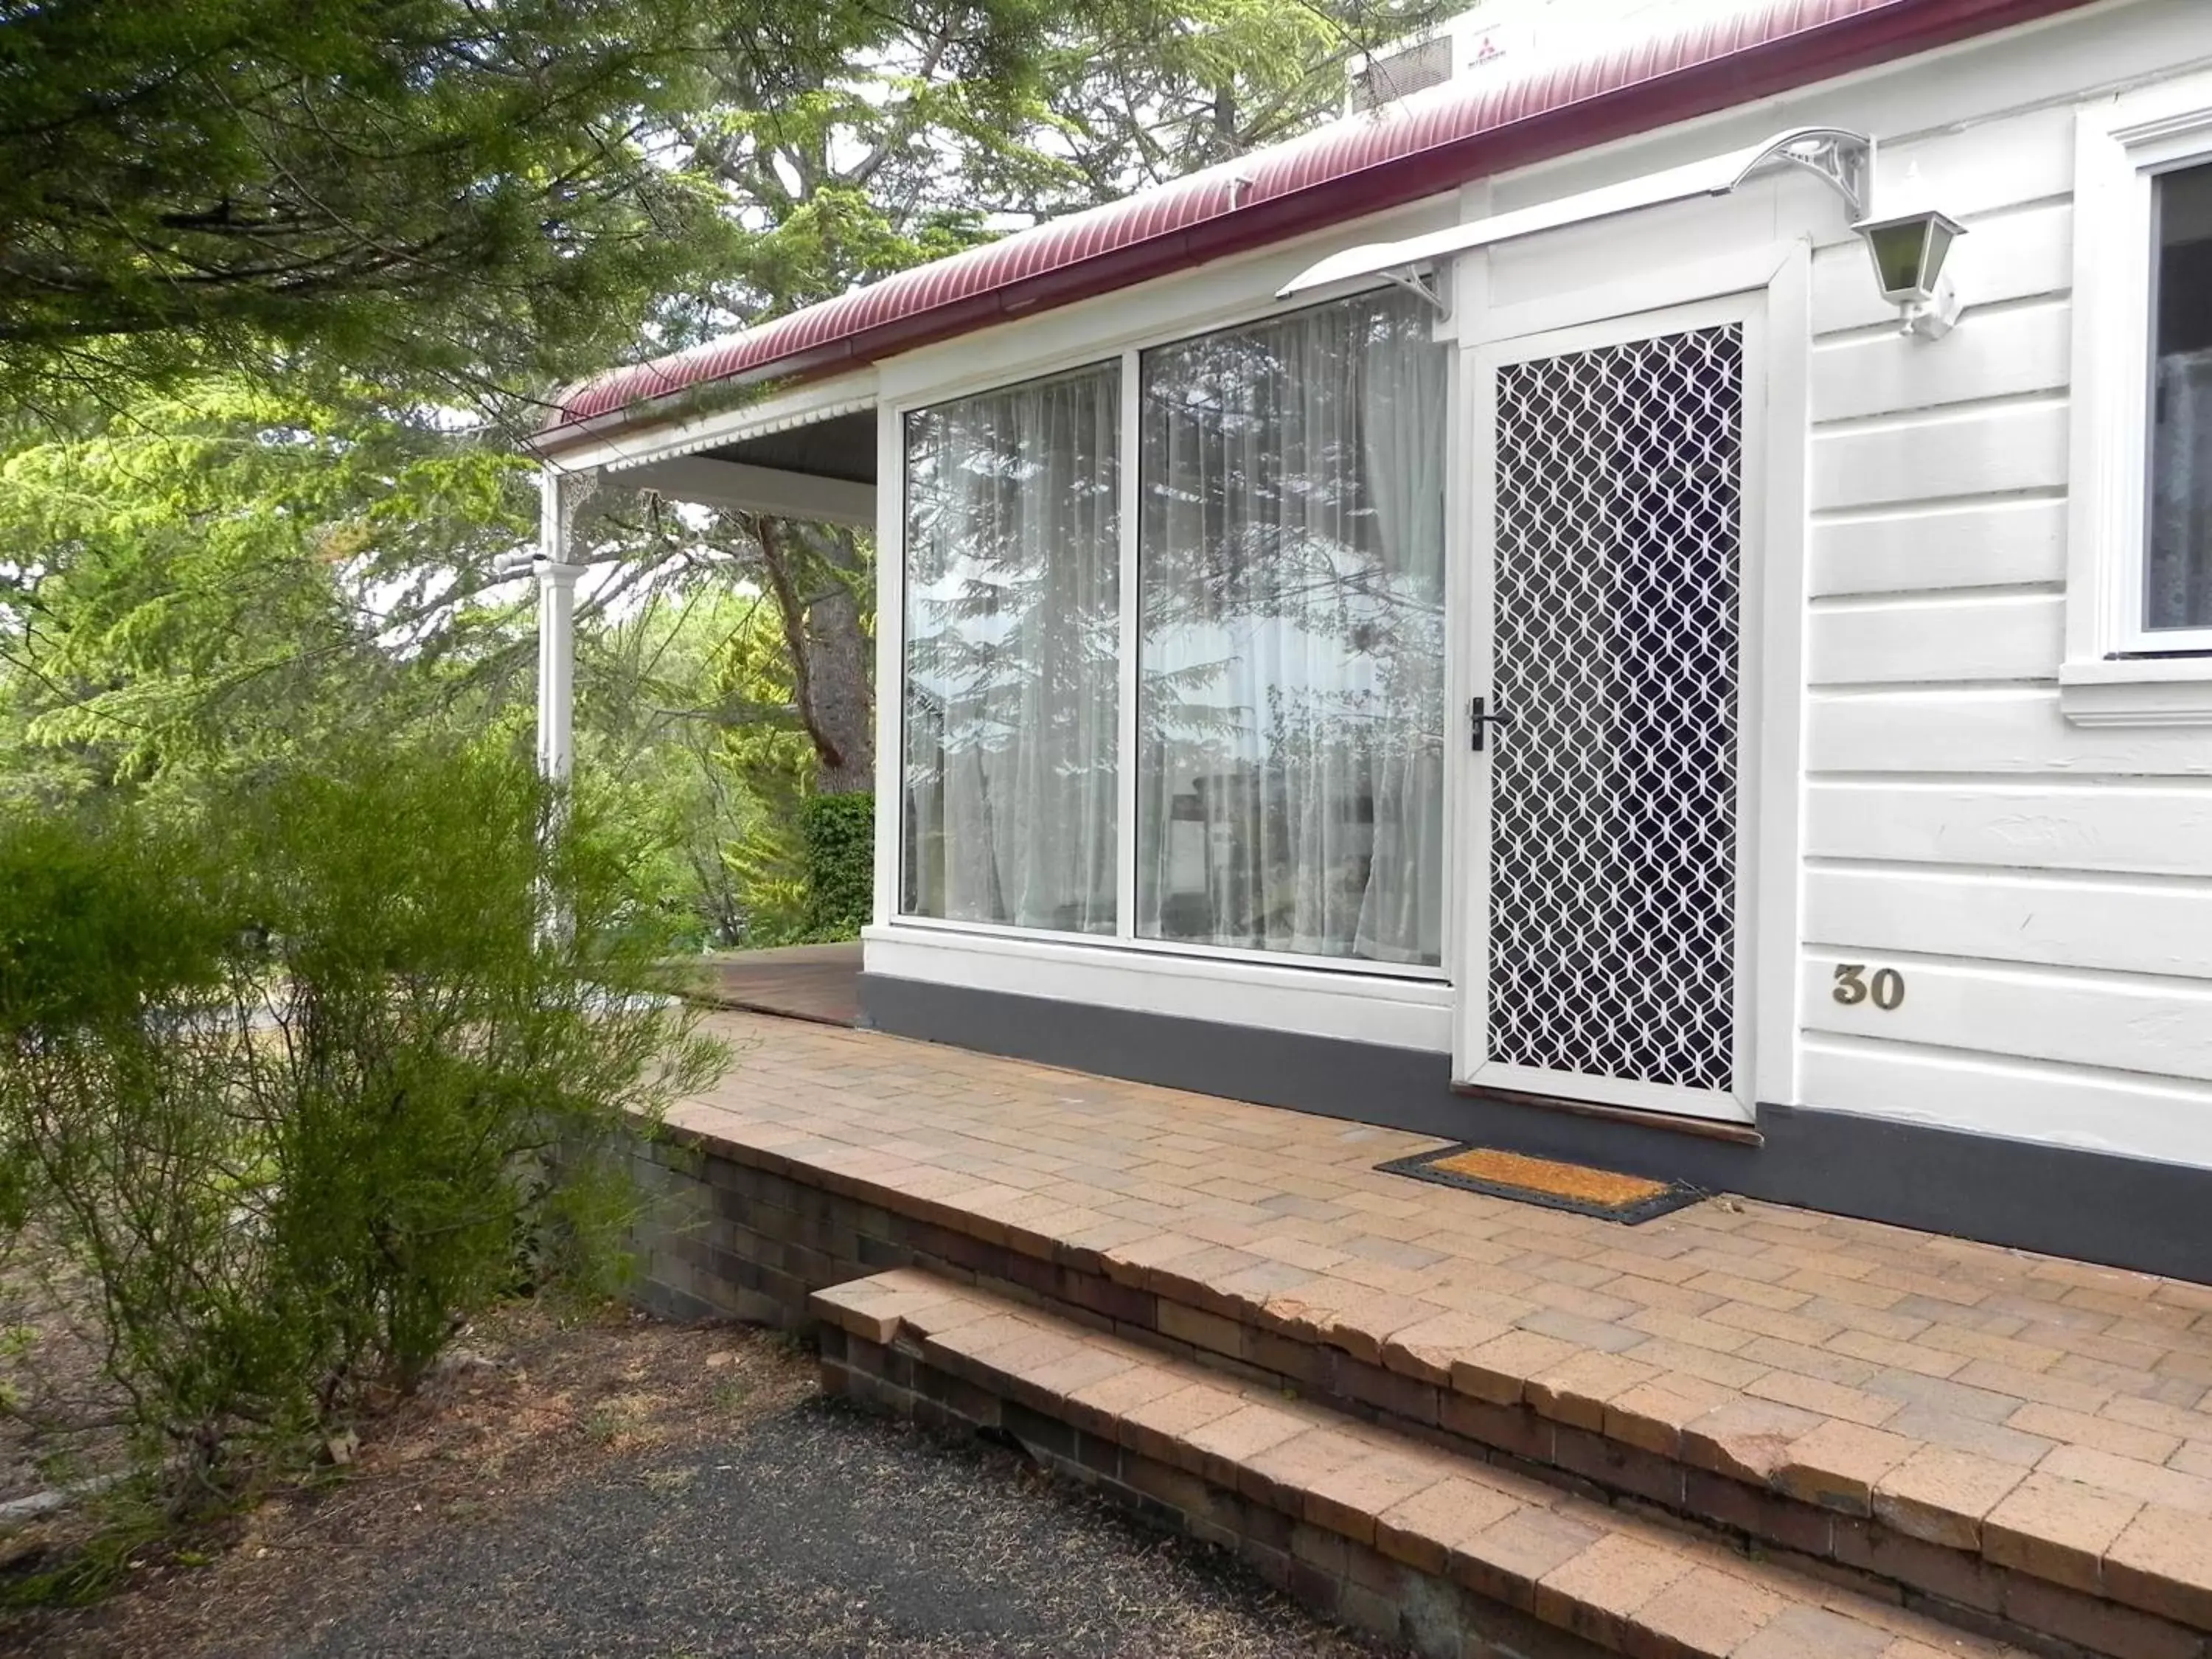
(613, 453, 876, 527)
(538, 0, 2098, 455)
(599, 398, 878, 526)
(1276, 126, 1873, 302)
(545, 377, 881, 525)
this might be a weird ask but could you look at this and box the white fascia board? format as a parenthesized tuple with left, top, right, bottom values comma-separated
(1279, 126, 1870, 299)
(622, 455, 876, 527)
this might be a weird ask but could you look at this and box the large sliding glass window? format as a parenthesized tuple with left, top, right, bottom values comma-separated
(901, 364, 1121, 933)
(897, 289, 1447, 969)
(1137, 291, 1448, 965)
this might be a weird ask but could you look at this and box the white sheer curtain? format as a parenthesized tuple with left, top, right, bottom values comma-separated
(902, 364, 1119, 933)
(2150, 347, 2212, 633)
(1136, 291, 1447, 964)
(2149, 161, 2212, 633)
(1355, 313, 1449, 964)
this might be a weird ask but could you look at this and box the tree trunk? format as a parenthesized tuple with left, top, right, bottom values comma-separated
(751, 515, 874, 795)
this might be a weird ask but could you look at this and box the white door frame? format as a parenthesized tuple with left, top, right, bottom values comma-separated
(1450, 242, 1811, 1125)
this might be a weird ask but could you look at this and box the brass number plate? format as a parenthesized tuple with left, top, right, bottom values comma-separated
(1832, 964, 1905, 1011)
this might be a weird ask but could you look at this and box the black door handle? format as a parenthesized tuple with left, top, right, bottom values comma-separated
(1470, 697, 1513, 752)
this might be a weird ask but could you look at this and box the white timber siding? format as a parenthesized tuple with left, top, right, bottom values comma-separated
(1795, 5, 2212, 1170)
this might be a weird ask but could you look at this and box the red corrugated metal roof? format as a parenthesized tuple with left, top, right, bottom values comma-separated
(542, 0, 2096, 444)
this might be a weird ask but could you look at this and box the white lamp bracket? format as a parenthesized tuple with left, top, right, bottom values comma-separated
(1902, 276, 1963, 341)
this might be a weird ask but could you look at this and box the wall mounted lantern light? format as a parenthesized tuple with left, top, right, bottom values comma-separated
(1852, 204, 1966, 340)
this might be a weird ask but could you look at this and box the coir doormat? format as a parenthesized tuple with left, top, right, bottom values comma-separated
(1376, 1143, 1703, 1225)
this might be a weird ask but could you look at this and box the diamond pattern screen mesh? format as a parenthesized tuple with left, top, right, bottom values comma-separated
(1487, 324, 1744, 1094)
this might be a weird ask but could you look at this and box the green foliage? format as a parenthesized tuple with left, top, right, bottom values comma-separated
(0, 381, 835, 950)
(0, 0, 740, 405)
(0, 1496, 174, 1610)
(706, 598, 820, 943)
(801, 793, 875, 941)
(0, 735, 723, 1514)
(0, 379, 537, 795)
(577, 588, 813, 949)
(1043, 1, 1453, 192)
(664, 1, 1447, 335)
(0, 0, 1113, 410)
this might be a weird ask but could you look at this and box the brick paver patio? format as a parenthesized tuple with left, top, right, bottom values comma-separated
(669, 1009, 2212, 1632)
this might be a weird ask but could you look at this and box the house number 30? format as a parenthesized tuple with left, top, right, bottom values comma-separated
(1833, 964, 1905, 1011)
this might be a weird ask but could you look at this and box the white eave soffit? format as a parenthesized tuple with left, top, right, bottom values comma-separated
(1278, 127, 1873, 302)
(546, 372, 880, 476)
(598, 388, 878, 474)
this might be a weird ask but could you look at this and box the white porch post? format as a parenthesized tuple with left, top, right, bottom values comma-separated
(533, 559, 582, 783)
(532, 466, 599, 784)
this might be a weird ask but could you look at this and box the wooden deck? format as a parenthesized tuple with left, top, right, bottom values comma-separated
(689, 942, 861, 1026)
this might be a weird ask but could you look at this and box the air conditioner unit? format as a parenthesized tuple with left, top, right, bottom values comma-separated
(1345, 10, 1506, 115)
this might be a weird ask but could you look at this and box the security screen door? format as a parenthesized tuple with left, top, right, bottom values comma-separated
(1461, 300, 1757, 1121)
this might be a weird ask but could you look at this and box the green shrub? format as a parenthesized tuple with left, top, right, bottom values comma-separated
(0, 737, 723, 1518)
(799, 792, 872, 941)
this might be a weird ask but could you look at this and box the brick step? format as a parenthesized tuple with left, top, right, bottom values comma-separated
(813, 1268, 2035, 1659)
(637, 1126, 2211, 1659)
(1106, 1239, 2212, 1659)
(1110, 1224, 2212, 1659)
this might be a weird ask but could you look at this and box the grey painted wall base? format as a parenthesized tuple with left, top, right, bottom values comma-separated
(858, 973, 2212, 1287)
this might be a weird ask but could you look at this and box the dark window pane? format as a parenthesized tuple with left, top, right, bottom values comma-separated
(2149, 161, 2212, 633)
(1869, 221, 1929, 296)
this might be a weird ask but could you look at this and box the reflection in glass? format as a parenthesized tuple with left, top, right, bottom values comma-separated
(902, 365, 1119, 931)
(2150, 161, 2212, 633)
(1137, 291, 1448, 965)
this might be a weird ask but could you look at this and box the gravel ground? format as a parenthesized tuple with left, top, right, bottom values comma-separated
(4, 1312, 1391, 1659)
(271, 1398, 1389, 1659)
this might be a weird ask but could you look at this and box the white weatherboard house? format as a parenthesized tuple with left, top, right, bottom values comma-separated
(535, 0, 2212, 1281)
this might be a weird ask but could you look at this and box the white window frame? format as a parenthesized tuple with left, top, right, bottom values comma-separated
(2062, 69, 2212, 726)
(880, 285, 1459, 987)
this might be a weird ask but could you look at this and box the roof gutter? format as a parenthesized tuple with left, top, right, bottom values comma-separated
(538, 0, 2099, 454)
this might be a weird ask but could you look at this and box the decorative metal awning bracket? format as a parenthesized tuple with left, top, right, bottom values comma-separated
(1375, 264, 1450, 316)
(1733, 128, 1874, 222)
